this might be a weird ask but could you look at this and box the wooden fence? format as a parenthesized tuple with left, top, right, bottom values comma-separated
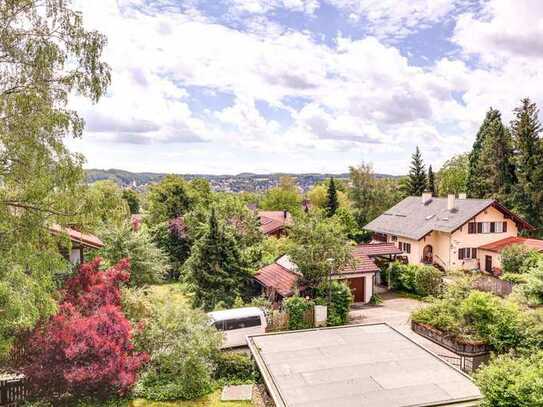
(267, 308, 315, 332)
(473, 275, 513, 297)
(0, 377, 28, 406)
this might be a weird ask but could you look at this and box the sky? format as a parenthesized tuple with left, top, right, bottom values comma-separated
(67, 0, 543, 175)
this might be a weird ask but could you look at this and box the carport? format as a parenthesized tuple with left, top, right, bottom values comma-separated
(248, 323, 482, 407)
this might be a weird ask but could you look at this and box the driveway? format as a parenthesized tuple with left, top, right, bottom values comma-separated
(349, 292, 458, 358)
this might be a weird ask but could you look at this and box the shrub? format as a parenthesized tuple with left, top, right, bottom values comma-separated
(387, 262, 442, 297)
(99, 222, 170, 286)
(501, 272, 528, 284)
(321, 281, 353, 326)
(19, 259, 147, 401)
(516, 259, 543, 306)
(149, 218, 191, 280)
(283, 296, 313, 330)
(501, 244, 541, 274)
(214, 352, 258, 383)
(134, 302, 222, 401)
(475, 352, 543, 407)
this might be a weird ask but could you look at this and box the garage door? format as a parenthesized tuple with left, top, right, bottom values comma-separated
(347, 277, 365, 303)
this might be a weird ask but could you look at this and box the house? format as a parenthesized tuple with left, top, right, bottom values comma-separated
(248, 323, 482, 407)
(49, 224, 104, 265)
(254, 243, 401, 303)
(364, 192, 536, 273)
(257, 210, 293, 237)
(478, 236, 543, 274)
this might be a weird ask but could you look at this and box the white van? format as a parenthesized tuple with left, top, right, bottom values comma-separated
(208, 307, 267, 348)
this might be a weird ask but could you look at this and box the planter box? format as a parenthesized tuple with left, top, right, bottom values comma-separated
(411, 320, 492, 356)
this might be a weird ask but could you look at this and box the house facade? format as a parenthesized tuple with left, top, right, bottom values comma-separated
(49, 224, 104, 265)
(365, 193, 534, 273)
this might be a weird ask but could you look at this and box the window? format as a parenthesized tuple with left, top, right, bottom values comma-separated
(390, 235, 397, 242)
(458, 248, 477, 260)
(482, 222, 491, 233)
(399, 242, 411, 254)
(472, 221, 508, 234)
(468, 222, 476, 234)
(223, 316, 261, 331)
(495, 222, 504, 233)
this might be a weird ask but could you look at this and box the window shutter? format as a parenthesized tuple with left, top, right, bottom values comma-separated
(458, 248, 464, 260)
(503, 222, 507, 232)
(477, 222, 483, 233)
(468, 223, 475, 234)
(472, 248, 477, 259)
(490, 222, 495, 233)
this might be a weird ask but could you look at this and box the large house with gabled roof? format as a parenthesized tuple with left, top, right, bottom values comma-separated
(364, 192, 536, 274)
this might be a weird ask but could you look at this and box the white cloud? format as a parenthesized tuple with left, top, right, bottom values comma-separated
(229, 0, 320, 15)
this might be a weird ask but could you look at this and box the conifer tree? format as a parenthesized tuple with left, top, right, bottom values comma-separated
(511, 98, 543, 227)
(479, 117, 516, 204)
(427, 165, 436, 195)
(467, 108, 502, 198)
(326, 177, 339, 217)
(406, 146, 427, 196)
(183, 208, 251, 310)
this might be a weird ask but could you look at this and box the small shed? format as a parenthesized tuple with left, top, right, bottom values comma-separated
(49, 224, 104, 265)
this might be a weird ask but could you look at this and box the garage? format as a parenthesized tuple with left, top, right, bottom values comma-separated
(347, 277, 365, 302)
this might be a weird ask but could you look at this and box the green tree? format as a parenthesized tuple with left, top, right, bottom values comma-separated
(86, 180, 130, 228)
(466, 108, 502, 198)
(184, 208, 252, 310)
(260, 187, 302, 216)
(406, 146, 427, 196)
(427, 165, 436, 195)
(98, 222, 169, 287)
(326, 177, 339, 217)
(0, 0, 110, 357)
(122, 189, 140, 214)
(147, 175, 196, 225)
(479, 117, 516, 204)
(437, 154, 468, 196)
(511, 98, 543, 228)
(287, 214, 352, 290)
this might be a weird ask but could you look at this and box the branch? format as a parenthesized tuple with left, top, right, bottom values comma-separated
(1, 201, 81, 217)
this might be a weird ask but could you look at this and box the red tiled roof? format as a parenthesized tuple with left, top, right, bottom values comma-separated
(336, 246, 380, 276)
(254, 263, 299, 297)
(356, 243, 402, 257)
(479, 236, 543, 253)
(257, 211, 293, 235)
(49, 224, 104, 249)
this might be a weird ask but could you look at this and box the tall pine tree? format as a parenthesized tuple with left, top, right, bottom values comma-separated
(427, 165, 436, 195)
(511, 98, 543, 228)
(326, 177, 339, 217)
(466, 108, 502, 198)
(478, 116, 516, 204)
(406, 146, 427, 196)
(183, 208, 251, 310)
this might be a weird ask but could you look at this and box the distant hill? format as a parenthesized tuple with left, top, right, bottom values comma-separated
(85, 168, 397, 192)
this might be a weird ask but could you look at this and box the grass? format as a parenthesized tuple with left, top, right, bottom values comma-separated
(129, 390, 253, 407)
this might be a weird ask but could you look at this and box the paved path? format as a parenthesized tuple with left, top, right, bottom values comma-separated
(349, 292, 458, 358)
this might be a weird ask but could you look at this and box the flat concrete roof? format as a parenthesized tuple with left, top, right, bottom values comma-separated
(248, 323, 482, 407)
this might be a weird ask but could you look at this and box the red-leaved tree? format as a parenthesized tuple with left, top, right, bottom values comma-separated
(19, 258, 148, 400)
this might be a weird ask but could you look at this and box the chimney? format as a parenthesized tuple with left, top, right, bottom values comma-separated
(448, 194, 456, 211)
(421, 191, 432, 204)
(458, 193, 467, 200)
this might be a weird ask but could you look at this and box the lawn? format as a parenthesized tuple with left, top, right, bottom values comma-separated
(129, 390, 253, 407)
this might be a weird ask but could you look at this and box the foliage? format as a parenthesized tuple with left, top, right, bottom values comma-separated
(86, 180, 130, 228)
(98, 222, 169, 287)
(133, 301, 222, 401)
(412, 290, 526, 352)
(516, 258, 543, 306)
(510, 98, 543, 229)
(150, 218, 191, 279)
(501, 244, 541, 274)
(427, 165, 435, 195)
(349, 162, 404, 227)
(331, 207, 370, 243)
(437, 154, 468, 196)
(405, 146, 427, 196)
(122, 189, 140, 215)
(0, 0, 110, 357)
(258, 236, 292, 265)
(287, 214, 352, 290)
(307, 183, 349, 210)
(283, 296, 313, 330)
(147, 175, 197, 225)
(325, 178, 339, 217)
(19, 259, 147, 401)
(184, 209, 252, 311)
(501, 272, 529, 284)
(214, 352, 258, 384)
(386, 262, 442, 297)
(369, 293, 383, 305)
(260, 186, 302, 217)
(475, 352, 543, 407)
(321, 281, 353, 326)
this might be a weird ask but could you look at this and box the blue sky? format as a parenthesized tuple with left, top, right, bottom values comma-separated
(68, 0, 543, 175)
